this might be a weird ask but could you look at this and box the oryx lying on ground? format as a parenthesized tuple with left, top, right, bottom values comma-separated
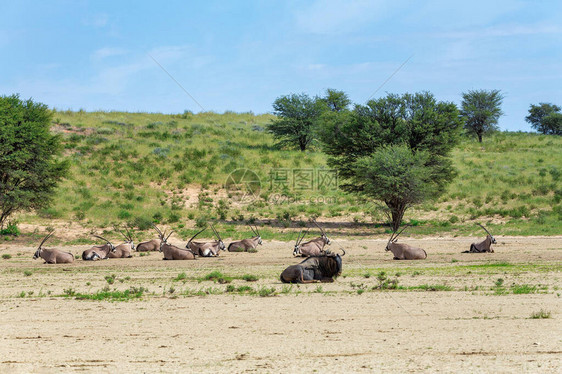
(107, 226, 135, 258)
(136, 237, 161, 252)
(281, 249, 345, 283)
(385, 225, 427, 260)
(82, 235, 116, 261)
(33, 232, 74, 264)
(293, 220, 331, 257)
(463, 223, 496, 253)
(153, 224, 196, 260)
(227, 225, 262, 252)
(186, 224, 225, 257)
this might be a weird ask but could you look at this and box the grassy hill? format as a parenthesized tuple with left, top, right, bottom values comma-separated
(15, 110, 562, 240)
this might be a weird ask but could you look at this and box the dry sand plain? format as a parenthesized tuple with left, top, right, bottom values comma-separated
(0, 236, 561, 373)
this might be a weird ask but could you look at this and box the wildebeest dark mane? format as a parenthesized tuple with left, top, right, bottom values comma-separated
(312, 254, 341, 277)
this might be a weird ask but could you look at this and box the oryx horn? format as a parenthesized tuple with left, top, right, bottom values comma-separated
(477, 223, 492, 237)
(165, 231, 174, 242)
(38, 231, 55, 249)
(93, 235, 112, 244)
(188, 227, 207, 243)
(312, 219, 325, 235)
(392, 224, 411, 241)
(210, 224, 222, 242)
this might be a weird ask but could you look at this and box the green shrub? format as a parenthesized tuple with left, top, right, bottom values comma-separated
(118, 210, 132, 219)
(0, 222, 20, 236)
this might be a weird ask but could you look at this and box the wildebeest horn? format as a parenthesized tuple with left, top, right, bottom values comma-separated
(38, 232, 55, 249)
(339, 248, 346, 256)
(188, 226, 207, 244)
(477, 223, 492, 237)
(93, 235, 112, 245)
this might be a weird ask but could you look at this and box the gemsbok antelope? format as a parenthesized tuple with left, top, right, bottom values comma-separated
(227, 225, 262, 252)
(281, 249, 345, 283)
(82, 235, 116, 261)
(385, 225, 427, 260)
(292, 220, 331, 257)
(186, 224, 225, 257)
(107, 227, 135, 258)
(463, 223, 496, 253)
(33, 232, 74, 264)
(136, 237, 161, 252)
(153, 224, 196, 260)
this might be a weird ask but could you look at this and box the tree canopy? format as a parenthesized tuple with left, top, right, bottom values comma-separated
(320, 92, 462, 230)
(525, 103, 562, 135)
(267, 93, 327, 151)
(0, 94, 69, 228)
(460, 89, 503, 142)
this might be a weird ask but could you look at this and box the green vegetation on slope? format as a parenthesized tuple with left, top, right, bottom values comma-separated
(16, 110, 562, 238)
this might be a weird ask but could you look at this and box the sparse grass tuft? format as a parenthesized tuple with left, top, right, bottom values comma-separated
(23, 270, 32, 277)
(530, 309, 551, 319)
(105, 274, 116, 285)
(241, 274, 258, 282)
(2, 254, 12, 260)
(258, 286, 277, 297)
(174, 272, 187, 282)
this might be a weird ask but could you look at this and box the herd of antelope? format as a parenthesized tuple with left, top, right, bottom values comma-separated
(32, 220, 498, 282)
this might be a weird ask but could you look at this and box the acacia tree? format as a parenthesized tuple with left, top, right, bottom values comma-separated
(320, 92, 462, 230)
(525, 103, 562, 135)
(0, 95, 69, 228)
(321, 88, 351, 113)
(460, 89, 503, 142)
(268, 93, 327, 151)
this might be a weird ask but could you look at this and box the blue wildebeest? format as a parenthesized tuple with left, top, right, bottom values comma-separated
(280, 249, 345, 283)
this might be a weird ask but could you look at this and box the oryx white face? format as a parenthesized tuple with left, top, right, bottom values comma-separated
(257, 236, 263, 245)
(33, 248, 42, 259)
(293, 244, 301, 256)
(323, 234, 331, 245)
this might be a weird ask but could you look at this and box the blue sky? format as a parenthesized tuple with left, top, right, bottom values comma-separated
(1, 0, 561, 131)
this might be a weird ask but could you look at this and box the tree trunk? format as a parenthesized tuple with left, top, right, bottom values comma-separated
(477, 133, 483, 143)
(386, 201, 406, 232)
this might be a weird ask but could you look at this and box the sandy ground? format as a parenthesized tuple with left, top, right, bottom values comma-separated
(0, 236, 561, 373)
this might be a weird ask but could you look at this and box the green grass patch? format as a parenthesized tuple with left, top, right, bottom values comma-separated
(511, 284, 537, 294)
(408, 284, 454, 291)
(66, 287, 146, 301)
